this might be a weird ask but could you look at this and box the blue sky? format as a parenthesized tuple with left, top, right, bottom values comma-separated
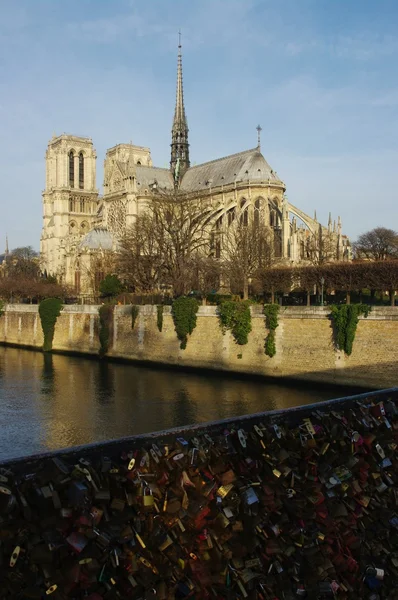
(1, 0, 398, 250)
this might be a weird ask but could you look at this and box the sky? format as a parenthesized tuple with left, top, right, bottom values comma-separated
(1, 0, 398, 251)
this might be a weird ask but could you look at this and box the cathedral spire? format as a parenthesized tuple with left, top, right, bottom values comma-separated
(170, 33, 190, 179)
(5, 235, 9, 256)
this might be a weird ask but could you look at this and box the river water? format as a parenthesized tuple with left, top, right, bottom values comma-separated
(0, 346, 366, 461)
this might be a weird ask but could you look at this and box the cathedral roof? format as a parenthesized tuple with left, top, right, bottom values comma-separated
(180, 148, 282, 192)
(135, 165, 174, 191)
(131, 149, 283, 195)
(79, 228, 114, 250)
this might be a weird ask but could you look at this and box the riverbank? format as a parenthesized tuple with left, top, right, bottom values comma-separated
(1, 304, 398, 389)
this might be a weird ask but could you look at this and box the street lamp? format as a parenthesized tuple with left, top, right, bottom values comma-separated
(320, 277, 325, 306)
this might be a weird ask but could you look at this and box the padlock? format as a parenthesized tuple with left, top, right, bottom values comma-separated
(143, 485, 154, 507)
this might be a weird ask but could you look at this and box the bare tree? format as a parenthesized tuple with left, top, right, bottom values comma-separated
(222, 220, 274, 300)
(353, 227, 398, 261)
(305, 226, 338, 265)
(80, 250, 116, 298)
(255, 266, 293, 303)
(117, 187, 211, 297)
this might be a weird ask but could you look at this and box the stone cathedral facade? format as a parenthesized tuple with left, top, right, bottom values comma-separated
(40, 45, 350, 295)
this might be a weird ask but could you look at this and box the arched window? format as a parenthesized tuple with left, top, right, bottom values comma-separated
(78, 152, 84, 189)
(80, 198, 85, 213)
(254, 198, 261, 228)
(227, 207, 236, 226)
(69, 151, 74, 188)
(69, 221, 76, 234)
(69, 198, 73, 212)
(240, 199, 248, 226)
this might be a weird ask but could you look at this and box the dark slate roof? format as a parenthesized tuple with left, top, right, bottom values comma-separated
(180, 148, 282, 192)
(135, 166, 174, 191)
(80, 228, 115, 250)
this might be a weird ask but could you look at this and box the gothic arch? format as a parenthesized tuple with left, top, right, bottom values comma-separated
(69, 220, 77, 234)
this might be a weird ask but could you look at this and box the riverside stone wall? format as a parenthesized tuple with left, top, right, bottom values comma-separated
(0, 304, 398, 389)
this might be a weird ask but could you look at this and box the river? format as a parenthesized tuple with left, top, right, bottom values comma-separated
(0, 346, 367, 461)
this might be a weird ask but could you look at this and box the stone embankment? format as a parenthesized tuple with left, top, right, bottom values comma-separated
(0, 388, 397, 598)
(1, 304, 398, 389)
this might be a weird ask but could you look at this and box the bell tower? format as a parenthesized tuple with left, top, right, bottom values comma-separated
(40, 134, 99, 279)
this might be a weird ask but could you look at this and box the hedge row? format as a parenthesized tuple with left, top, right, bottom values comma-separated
(255, 260, 398, 303)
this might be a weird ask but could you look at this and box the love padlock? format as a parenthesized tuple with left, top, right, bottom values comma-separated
(143, 485, 154, 507)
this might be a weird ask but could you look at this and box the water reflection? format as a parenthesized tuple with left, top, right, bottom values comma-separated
(0, 346, 364, 461)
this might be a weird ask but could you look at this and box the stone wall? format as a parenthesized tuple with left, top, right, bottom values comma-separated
(1, 304, 397, 389)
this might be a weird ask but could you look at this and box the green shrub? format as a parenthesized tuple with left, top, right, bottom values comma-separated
(131, 305, 139, 329)
(263, 304, 279, 357)
(330, 304, 371, 356)
(99, 275, 122, 300)
(99, 304, 114, 357)
(0, 300, 4, 318)
(38, 298, 63, 352)
(218, 300, 252, 345)
(171, 296, 199, 349)
(157, 305, 163, 332)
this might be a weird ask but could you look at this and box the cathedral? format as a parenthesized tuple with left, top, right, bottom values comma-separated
(40, 44, 350, 295)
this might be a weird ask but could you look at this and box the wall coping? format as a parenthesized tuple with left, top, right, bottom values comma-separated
(3, 303, 398, 320)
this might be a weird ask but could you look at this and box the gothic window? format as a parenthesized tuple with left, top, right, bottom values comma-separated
(270, 210, 275, 227)
(69, 221, 76, 234)
(227, 208, 236, 226)
(69, 151, 74, 188)
(69, 198, 73, 212)
(78, 152, 84, 189)
(240, 199, 248, 226)
(74, 270, 81, 294)
(254, 198, 261, 228)
(80, 198, 85, 213)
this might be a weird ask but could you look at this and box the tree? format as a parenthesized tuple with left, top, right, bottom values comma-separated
(354, 227, 398, 261)
(81, 250, 116, 297)
(255, 266, 293, 304)
(7, 246, 40, 279)
(222, 220, 274, 300)
(99, 274, 123, 300)
(305, 225, 339, 265)
(367, 260, 398, 306)
(117, 187, 211, 297)
(296, 266, 320, 306)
